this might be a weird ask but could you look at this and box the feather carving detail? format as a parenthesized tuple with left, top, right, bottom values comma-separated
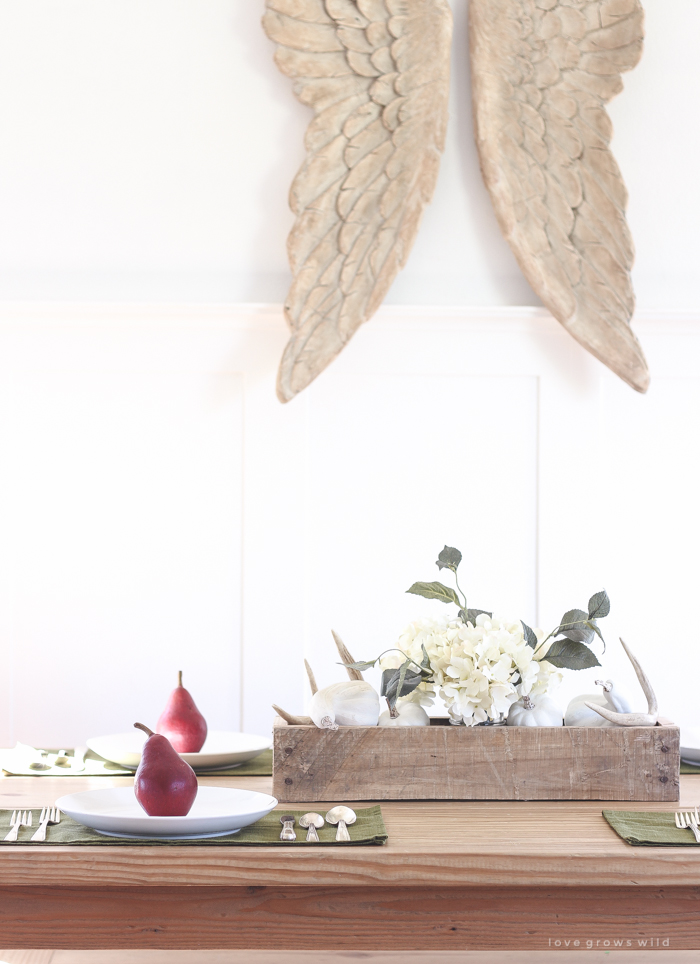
(263, 0, 452, 402)
(470, 0, 649, 393)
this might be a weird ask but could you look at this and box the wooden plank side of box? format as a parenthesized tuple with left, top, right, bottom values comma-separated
(272, 719, 680, 802)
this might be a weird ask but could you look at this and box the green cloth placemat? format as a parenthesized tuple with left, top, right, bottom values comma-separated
(603, 809, 700, 846)
(681, 761, 700, 775)
(202, 749, 272, 776)
(0, 805, 387, 846)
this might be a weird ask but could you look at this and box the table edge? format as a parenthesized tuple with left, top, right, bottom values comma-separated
(1, 846, 699, 888)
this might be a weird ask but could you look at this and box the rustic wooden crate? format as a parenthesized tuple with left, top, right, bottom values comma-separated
(272, 716, 680, 802)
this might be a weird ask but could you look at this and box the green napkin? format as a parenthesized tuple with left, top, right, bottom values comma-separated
(0, 805, 387, 846)
(603, 809, 700, 846)
(681, 761, 700, 775)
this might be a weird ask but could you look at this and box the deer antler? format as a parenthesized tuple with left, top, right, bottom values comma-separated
(304, 659, 318, 696)
(332, 630, 363, 681)
(272, 704, 312, 726)
(585, 639, 658, 726)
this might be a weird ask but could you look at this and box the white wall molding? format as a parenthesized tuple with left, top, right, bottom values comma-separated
(1, 302, 698, 748)
(0, 301, 697, 327)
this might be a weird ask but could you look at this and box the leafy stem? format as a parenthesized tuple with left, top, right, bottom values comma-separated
(533, 621, 586, 660)
(532, 627, 556, 659)
(453, 568, 467, 611)
(344, 643, 434, 710)
(405, 548, 612, 679)
(341, 648, 431, 678)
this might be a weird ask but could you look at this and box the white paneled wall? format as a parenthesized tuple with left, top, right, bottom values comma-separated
(0, 305, 699, 749)
(0, 1, 698, 308)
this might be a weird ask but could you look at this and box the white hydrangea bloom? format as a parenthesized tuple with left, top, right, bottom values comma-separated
(381, 613, 562, 725)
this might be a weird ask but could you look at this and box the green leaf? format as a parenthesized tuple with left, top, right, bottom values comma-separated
(407, 581, 461, 606)
(540, 638, 601, 670)
(436, 546, 462, 572)
(420, 643, 431, 670)
(459, 608, 492, 625)
(555, 608, 594, 644)
(560, 627, 595, 644)
(339, 660, 377, 672)
(396, 661, 411, 700)
(558, 608, 588, 627)
(521, 620, 538, 649)
(381, 664, 423, 709)
(588, 590, 610, 620)
(380, 667, 399, 699)
(588, 618, 607, 653)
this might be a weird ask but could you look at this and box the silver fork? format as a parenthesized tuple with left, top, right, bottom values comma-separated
(3, 810, 33, 841)
(674, 809, 700, 843)
(30, 807, 61, 842)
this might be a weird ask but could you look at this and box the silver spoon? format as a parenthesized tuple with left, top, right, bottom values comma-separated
(325, 806, 356, 842)
(299, 812, 324, 842)
(279, 814, 296, 841)
(71, 746, 88, 772)
(29, 750, 51, 771)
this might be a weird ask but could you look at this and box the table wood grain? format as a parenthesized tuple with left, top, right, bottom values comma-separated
(2, 774, 699, 888)
(2, 773, 700, 950)
(7, 953, 700, 964)
(272, 717, 681, 802)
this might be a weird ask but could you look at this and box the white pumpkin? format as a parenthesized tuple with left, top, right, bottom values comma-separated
(309, 681, 380, 729)
(565, 680, 632, 727)
(507, 695, 563, 727)
(378, 702, 431, 727)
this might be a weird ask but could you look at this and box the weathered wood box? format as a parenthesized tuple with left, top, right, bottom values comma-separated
(272, 717, 680, 802)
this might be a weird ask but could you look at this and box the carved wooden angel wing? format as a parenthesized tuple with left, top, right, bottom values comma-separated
(470, 0, 649, 392)
(263, 0, 452, 402)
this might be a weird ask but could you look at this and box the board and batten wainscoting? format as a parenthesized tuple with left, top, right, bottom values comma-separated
(0, 303, 697, 749)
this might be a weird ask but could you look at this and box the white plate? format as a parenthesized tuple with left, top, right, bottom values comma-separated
(57, 785, 278, 838)
(94, 828, 239, 840)
(86, 730, 271, 771)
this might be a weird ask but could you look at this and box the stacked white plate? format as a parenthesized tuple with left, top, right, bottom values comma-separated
(86, 730, 271, 772)
(681, 725, 700, 767)
(57, 786, 278, 840)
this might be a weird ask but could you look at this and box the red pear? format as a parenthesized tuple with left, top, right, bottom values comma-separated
(156, 671, 208, 753)
(133, 723, 198, 816)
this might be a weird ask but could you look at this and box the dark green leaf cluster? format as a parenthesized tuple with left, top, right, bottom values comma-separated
(340, 645, 433, 712)
(353, 549, 612, 697)
(407, 546, 491, 629)
(540, 590, 611, 670)
(379, 644, 432, 711)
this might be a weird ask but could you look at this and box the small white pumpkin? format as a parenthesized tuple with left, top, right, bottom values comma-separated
(507, 694, 563, 727)
(378, 702, 431, 727)
(565, 680, 632, 727)
(309, 680, 380, 729)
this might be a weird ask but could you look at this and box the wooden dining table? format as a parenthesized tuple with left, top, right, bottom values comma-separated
(2, 772, 700, 952)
